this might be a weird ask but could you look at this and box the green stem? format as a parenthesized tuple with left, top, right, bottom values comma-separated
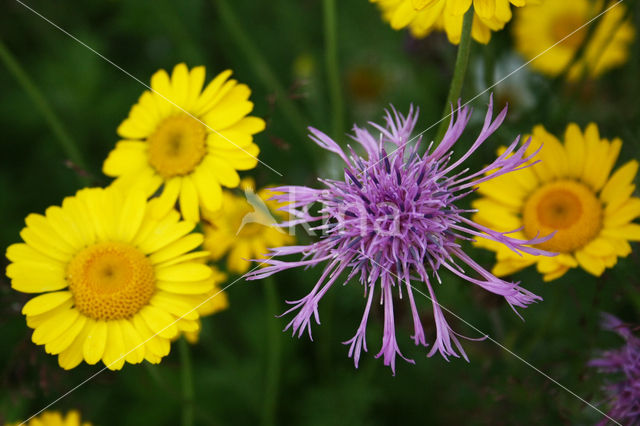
(435, 8, 474, 143)
(323, 0, 344, 139)
(261, 277, 281, 426)
(179, 337, 195, 426)
(214, 0, 316, 166)
(0, 39, 89, 185)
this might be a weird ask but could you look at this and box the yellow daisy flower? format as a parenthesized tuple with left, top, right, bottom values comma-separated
(513, 0, 634, 79)
(203, 179, 294, 274)
(103, 63, 265, 223)
(6, 410, 91, 426)
(6, 186, 220, 370)
(371, 0, 537, 44)
(182, 267, 229, 344)
(473, 123, 640, 281)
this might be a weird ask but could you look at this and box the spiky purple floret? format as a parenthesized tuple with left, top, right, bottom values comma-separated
(247, 96, 553, 374)
(588, 313, 640, 426)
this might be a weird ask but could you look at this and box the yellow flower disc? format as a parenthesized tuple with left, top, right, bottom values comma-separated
(523, 180, 602, 253)
(67, 241, 155, 320)
(147, 114, 207, 178)
(550, 13, 585, 49)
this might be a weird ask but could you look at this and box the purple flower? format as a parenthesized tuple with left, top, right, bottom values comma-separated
(247, 96, 552, 373)
(588, 313, 640, 425)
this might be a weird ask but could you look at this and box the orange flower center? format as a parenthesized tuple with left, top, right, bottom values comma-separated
(551, 12, 586, 49)
(523, 180, 602, 253)
(147, 113, 207, 178)
(67, 242, 155, 320)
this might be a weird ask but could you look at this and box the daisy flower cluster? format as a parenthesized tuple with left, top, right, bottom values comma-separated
(5, 63, 283, 371)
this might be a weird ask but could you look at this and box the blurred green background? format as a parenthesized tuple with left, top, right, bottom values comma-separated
(1, 0, 640, 424)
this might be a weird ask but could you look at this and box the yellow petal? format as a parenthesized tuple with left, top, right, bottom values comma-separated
(532, 125, 568, 180)
(604, 198, 640, 228)
(83, 320, 108, 365)
(543, 266, 569, 282)
(103, 141, 148, 177)
(535, 257, 562, 274)
(575, 250, 605, 276)
(139, 305, 178, 339)
(186, 66, 206, 110)
(26, 299, 73, 328)
(103, 321, 126, 370)
(137, 219, 195, 255)
(227, 116, 266, 135)
(58, 319, 93, 370)
(170, 63, 190, 109)
(192, 164, 223, 212)
(43, 206, 84, 251)
(601, 160, 638, 212)
(7, 261, 67, 293)
(227, 241, 252, 274)
(390, 0, 418, 29)
(118, 319, 145, 364)
(204, 157, 241, 188)
(564, 123, 585, 179)
(132, 314, 170, 358)
(116, 188, 147, 242)
(448, 0, 472, 15)
(156, 262, 212, 282)
(582, 237, 615, 257)
(192, 69, 233, 116)
(23, 213, 75, 258)
(156, 278, 214, 295)
(179, 176, 200, 223)
(148, 233, 204, 265)
(150, 292, 199, 320)
(602, 223, 640, 241)
(32, 308, 79, 345)
(412, 0, 439, 9)
(45, 315, 87, 355)
(176, 318, 199, 333)
(473, 0, 495, 19)
(471, 198, 521, 231)
(22, 291, 72, 316)
(491, 259, 532, 276)
(153, 177, 182, 219)
(156, 251, 210, 268)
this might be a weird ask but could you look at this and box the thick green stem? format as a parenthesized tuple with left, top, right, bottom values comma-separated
(0, 39, 89, 185)
(323, 0, 344, 139)
(179, 337, 195, 426)
(261, 277, 281, 426)
(435, 8, 474, 143)
(214, 0, 316, 167)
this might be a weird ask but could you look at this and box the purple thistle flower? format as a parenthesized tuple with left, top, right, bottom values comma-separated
(588, 313, 640, 425)
(247, 96, 553, 373)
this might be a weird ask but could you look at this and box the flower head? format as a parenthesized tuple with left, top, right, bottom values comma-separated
(473, 123, 640, 281)
(103, 63, 265, 223)
(6, 186, 223, 370)
(372, 0, 537, 45)
(6, 410, 91, 426)
(247, 97, 551, 373)
(513, 0, 634, 80)
(203, 178, 295, 274)
(589, 313, 640, 426)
